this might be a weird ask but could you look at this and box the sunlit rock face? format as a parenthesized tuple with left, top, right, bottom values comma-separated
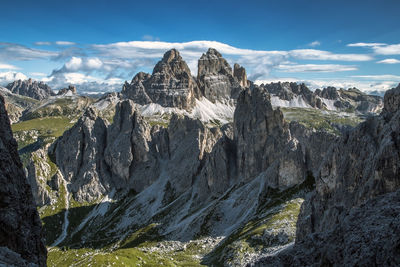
(122, 49, 199, 111)
(6, 78, 55, 100)
(197, 48, 244, 103)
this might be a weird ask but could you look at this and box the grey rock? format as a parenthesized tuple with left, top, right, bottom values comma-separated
(56, 85, 77, 96)
(261, 82, 320, 108)
(0, 95, 46, 266)
(49, 107, 111, 202)
(383, 83, 400, 114)
(104, 100, 159, 192)
(6, 79, 55, 100)
(234, 85, 306, 188)
(233, 63, 249, 88)
(197, 48, 243, 103)
(0, 246, 38, 267)
(253, 81, 400, 267)
(122, 49, 199, 110)
(25, 145, 55, 206)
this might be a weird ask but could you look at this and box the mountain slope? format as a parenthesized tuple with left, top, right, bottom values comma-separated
(254, 84, 400, 266)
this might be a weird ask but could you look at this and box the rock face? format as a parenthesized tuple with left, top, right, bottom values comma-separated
(122, 49, 199, 110)
(121, 48, 249, 111)
(0, 87, 39, 123)
(6, 79, 55, 100)
(233, 63, 249, 88)
(315, 86, 383, 113)
(234, 85, 307, 188)
(263, 82, 383, 113)
(0, 95, 47, 266)
(383, 83, 400, 114)
(261, 82, 322, 108)
(255, 84, 400, 266)
(49, 107, 111, 202)
(56, 85, 77, 96)
(197, 48, 243, 103)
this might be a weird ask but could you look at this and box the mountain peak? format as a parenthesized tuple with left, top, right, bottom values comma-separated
(383, 83, 400, 114)
(6, 79, 55, 100)
(161, 48, 181, 63)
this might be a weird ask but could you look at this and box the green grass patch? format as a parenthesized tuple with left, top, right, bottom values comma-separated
(12, 116, 75, 137)
(281, 107, 363, 135)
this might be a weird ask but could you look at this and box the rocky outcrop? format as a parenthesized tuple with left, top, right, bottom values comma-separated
(0, 95, 47, 266)
(233, 63, 249, 88)
(261, 82, 322, 109)
(121, 72, 152, 105)
(0, 87, 39, 123)
(264, 82, 383, 113)
(56, 85, 77, 96)
(49, 107, 111, 202)
(234, 85, 306, 188)
(315, 86, 383, 113)
(6, 79, 55, 100)
(254, 83, 400, 266)
(104, 100, 159, 191)
(122, 49, 199, 111)
(383, 83, 400, 114)
(122, 48, 249, 111)
(197, 48, 243, 103)
(25, 145, 57, 206)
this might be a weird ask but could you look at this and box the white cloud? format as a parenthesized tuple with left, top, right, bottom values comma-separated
(55, 41, 76, 46)
(308, 41, 321, 47)
(29, 72, 47, 77)
(61, 57, 103, 72)
(289, 49, 373, 61)
(0, 71, 28, 85)
(351, 74, 400, 80)
(277, 64, 357, 73)
(65, 57, 83, 71)
(377, 58, 400, 64)
(86, 58, 103, 69)
(0, 43, 57, 61)
(34, 41, 52, 46)
(347, 42, 387, 47)
(373, 44, 400, 55)
(0, 63, 19, 70)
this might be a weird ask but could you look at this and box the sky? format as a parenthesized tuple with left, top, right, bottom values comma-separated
(0, 0, 399, 94)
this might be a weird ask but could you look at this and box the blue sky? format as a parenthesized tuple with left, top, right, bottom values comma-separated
(0, 0, 399, 93)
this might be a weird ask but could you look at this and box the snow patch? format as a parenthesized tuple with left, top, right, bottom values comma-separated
(320, 97, 337, 111)
(138, 98, 235, 124)
(270, 95, 311, 108)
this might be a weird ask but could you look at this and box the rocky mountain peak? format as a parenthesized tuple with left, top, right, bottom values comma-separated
(131, 72, 151, 83)
(153, 48, 192, 77)
(122, 49, 198, 110)
(383, 83, 400, 114)
(233, 63, 249, 88)
(57, 85, 77, 96)
(6, 79, 55, 100)
(198, 47, 232, 77)
(197, 48, 243, 103)
(161, 48, 181, 63)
